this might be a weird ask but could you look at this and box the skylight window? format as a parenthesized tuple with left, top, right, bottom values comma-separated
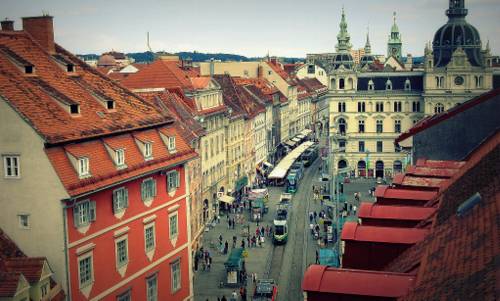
(67, 64, 75, 72)
(116, 149, 125, 166)
(70, 104, 80, 115)
(24, 65, 34, 74)
(78, 157, 89, 177)
(106, 100, 115, 110)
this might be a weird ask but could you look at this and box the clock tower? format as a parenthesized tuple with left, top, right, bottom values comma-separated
(387, 12, 402, 60)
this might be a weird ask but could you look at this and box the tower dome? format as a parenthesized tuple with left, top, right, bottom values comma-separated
(432, 0, 482, 67)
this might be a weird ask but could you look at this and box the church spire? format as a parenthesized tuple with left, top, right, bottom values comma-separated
(387, 11, 403, 59)
(364, 27, 371, 55)
(336, 6, 352, 52)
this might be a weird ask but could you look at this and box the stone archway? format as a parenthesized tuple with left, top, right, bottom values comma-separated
(357, 160, 366, 177)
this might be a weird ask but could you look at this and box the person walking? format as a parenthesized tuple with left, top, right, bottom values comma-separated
(221, 296, 227, 301)
(233, 235, 237, 248)
(315, 250, 320, 264)
(231, 290, 237, 301)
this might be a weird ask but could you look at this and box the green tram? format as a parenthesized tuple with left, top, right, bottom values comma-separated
(273, 204, 289, 244)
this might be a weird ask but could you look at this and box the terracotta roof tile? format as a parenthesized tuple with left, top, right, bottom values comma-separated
(121, 59, 193, 90)
(213, 75, 265, 119)
(46, 125, 196, 197)
(0, 229, 25, 260)
(0, 272, 23, 297)
(190, 76, 211, 89)
(0, 31, 171, 144)
(3, 257, 45, 284)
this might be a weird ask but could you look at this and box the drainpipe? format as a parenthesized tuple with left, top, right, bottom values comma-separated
(62, 198, 76, 301)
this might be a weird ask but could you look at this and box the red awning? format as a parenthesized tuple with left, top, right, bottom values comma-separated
(302, 265, 415, 298)
(341, 222, 428, 244)
(358, 202, 436, 221)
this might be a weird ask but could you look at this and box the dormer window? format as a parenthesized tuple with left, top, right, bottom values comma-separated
(168, 137, 176, 152)
(106, 100, 115, 110)
(24, 65, 34, 74)
(78, 157, 89, 177)
(368, 80, 374, 91)
(386, 80, 392, 90)
(70, 104, 80, 115)
(67, 64, 75, 73)
(144, 142, 153, 158)
(404, 79, 411, 91)
(115, 149, 125, 167)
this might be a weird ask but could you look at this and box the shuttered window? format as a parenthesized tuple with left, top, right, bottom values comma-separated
(112, 187, 129, 214)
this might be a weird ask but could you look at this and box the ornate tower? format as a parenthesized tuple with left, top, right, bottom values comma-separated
(432, 0, 482, 67)
(336, 7, 352, 53)
(387, 12, 402, 60)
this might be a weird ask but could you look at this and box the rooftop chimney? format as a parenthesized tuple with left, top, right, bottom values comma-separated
(1, 18, 14, 31)
(22, 15, 55, 53)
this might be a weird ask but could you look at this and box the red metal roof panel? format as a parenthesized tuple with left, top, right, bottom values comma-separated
(341, 222, 428, 244)
(358, 203, 436, 221)
(415, 159, 465, 169)
(406, 166, 458, 178)
(302, 265, 415, 297)
(392, 175, 447, 189)
(375, 186, 438, 201)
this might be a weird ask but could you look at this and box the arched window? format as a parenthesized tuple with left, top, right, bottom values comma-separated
(330, 78, 336, 90)
(440, 76, 445, 88)
(386, 79, 392, 90)
(434, 103, 445, 114)
(404, 79, 411, 91)
(368, 80, 374, 91)
(348, 78, 354, 90)
(339, 118, 346, 135)
(339, 78, 345, 89)
(435, 76, 440, 87)
(338, 118, 346, 135)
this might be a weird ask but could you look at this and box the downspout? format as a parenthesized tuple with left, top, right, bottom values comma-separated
(62, 198, 76, 301)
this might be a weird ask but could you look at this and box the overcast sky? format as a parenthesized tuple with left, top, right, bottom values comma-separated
(3, 0, 499, 57)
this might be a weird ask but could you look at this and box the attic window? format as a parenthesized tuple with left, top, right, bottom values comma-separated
(368, 80, 374, 90)
(386, 80, 392, 90)
(78, 157, 90, 177)
(67, 64, 75, 72)
(24, 65, 34, 74)
(106, 100, 115, 110)
(168, 137, 176, 152)
(115, 149, 125, 167)
(144, 142, 153, 158)
(70, 104, 80, 115)
(404, 79, 411, 91)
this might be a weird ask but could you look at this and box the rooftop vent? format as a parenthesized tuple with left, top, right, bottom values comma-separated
(1, 19, 14, 31)
(456, 192, 481, 217)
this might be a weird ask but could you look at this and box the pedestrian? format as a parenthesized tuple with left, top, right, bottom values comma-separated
(243, 286, 247, 301)
(353, 205, 357, 215)
(233, 235, 237, 248)
(247, 236, 250, 247)
(231, 290, 237, 301)
(261, 226, 265, 237)
(315, 249, 319, 264)
(241, 239, 245, 249)
(228, 218, 232, 229)
(258, 236, 262, 247)
(255, 228, 260, 237)
(309, 212, 313, 223)
(221, 295, 227, 301)
(313, 211, 318, 222)
(232, 218, 236, 229)
(224, 241, 229, 254)
(240, 287, 245, 300)
(265, 225, 269, 237)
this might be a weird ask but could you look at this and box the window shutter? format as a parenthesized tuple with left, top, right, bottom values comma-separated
(73, 205, 80, 228)
(112, 190, 118, 214)
(141, 182, 145, 201)
(175, 171, 180, 188)
(89, 201, 96, 222)
(153, 180, 157, 196)
(124, 188, 129, 208)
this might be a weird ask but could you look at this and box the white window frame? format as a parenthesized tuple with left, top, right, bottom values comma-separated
(171, 259, 181, 293)
(78, 157, 89, 177)
(74, 200, 96, 228)
(144, 223, 156, 252)
(78, 252, 94, 289)
(113, 187, 129, 214)
(144, 142, 153, 158)
(168, 136, 176, 152)
(115, 236, 129, 268)
(146, 274, 158, 301)
(169, 212, 179, 239)
(167, 170, 180, 193)
(3, 155, 20, 178)
(115, 149, 125, 166)
(141, 178, 157, 202)
(18, 214, 30, 229)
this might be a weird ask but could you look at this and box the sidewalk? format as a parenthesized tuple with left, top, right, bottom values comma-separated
(193, 206, 277, 301)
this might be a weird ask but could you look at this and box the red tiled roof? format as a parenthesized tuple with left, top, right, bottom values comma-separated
(375, 185, 438, 201)
(0, 272, 23, 297)
(358, 203, 436, 222)
(3, 257, 45, 284)
(397, 131, 500, 300)
(302, 266, 415, 298)
(213, 75, 265, 119)
(182, 66, 200, 77)
(266, 60, 297, 85)
(296, 77, 328, 95)
(415, 159, 465, 169)
(190, 76, 211, 89)
(342, 222, 429, 244)
(46, 125, 196, 197)
(396, 88, 500, 143)
(0, 31, 171, 144)
(392, 174, 447, 190)
(405, 165, 458, 178)
(0, 229, 25, 260)
(121, 59, 194, 90)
